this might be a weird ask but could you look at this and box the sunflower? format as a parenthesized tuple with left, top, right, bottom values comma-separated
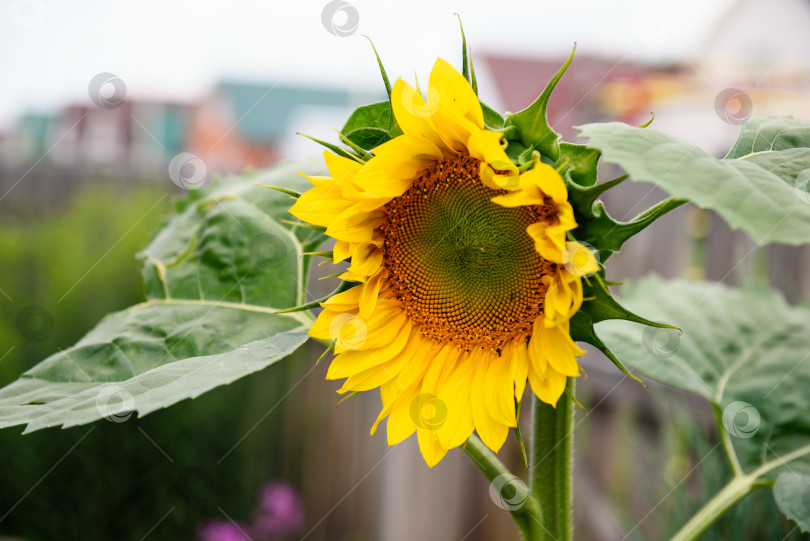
(290, 58, 598, 467)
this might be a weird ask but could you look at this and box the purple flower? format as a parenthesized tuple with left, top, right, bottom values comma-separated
(197, 520, 252, 541)
(252, 481, 305, 539)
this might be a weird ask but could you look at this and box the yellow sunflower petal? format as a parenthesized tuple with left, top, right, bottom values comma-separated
(309, 309, 347, 340)
(562, 242, 599, 277)
(485, 352, 517, 427)
(429, 58, 484, 128)
(435, 354, 476, 449)
(386, 385, 420, 444)
(432, 111, 479, 155)
(536, 321, 583, 377)
(339, 327, 422, 393)
(543, 270, 585, 327)
(542, 274, 573, 327)
(417, 427, 448, 468)
(471, 351, 509, 452)
(289, 182, 354, 227)
(491, 187, 543, 208)
(325, 205, 387, 243)
(333, 240, 353, 263)
(526, 162, 568, 203)
(346, 244, 383, 284)
(321, 285, 361, 311)
(370, 380, 401, 436)
(467, 130, 519, 191)
(334, 300, 404, 353)
(391, 337, 437, 391)
(529, 362, 568, 406)
(326, 320, 413, 379)
(368, 134, 443, 181)
(491, 162, 569, 206)
(526, 222, 567, 264)
(358, 270, 386, 319)
(527, 320, 548, 377)
(323, 150, 361, 181)
(511, 340, 530, 401)
(391, 78, 444, 149)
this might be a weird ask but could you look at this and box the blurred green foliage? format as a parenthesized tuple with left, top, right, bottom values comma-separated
(0, 185, 310, 540)
(601, 389, 808, 540)
(0, 186, 169, 385)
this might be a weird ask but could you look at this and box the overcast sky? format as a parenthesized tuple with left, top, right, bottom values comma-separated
(0, 0, 736, 130)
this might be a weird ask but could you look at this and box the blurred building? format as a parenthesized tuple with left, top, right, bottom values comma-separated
(483, 0, 810, 158)
(482, 55, 672, 135)
(186, 81, 354, 173)
(0, 80, 362, 212)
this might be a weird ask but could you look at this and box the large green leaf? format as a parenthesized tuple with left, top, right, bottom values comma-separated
(578, 118, 810, 245)
(0, 158, 328, 432)
(774, 472, 810, 533)
(595, 277, 810, 528)
(342, 102, 401, 135)
(725, 116, 810, 160)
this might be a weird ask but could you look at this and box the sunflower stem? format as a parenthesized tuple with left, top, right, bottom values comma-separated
(669, 473, 768, 541)
(530, 378, 575, 541)
(464, 434, 540, 540)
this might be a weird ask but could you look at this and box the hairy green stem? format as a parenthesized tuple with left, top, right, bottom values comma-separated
(465, 434, 540, 539)
(670, 474, 772, 541)
(669, 416, 810, 541)
(713, 404, 744, 477)
(531, 378, 575, 541)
